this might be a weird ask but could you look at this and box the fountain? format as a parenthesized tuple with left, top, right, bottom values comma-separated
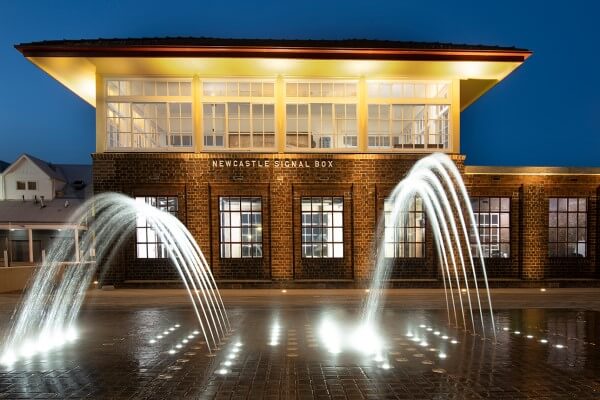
(359, 153, 495, 355)
(0, 193, 229, 366)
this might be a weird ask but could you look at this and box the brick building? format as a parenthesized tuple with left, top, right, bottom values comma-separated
(15, 38, 600, 287)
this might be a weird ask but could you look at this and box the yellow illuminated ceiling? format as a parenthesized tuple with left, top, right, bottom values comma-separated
(25, 54, 528, 109)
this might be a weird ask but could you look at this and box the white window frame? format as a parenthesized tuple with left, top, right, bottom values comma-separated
(285, 79, 359, 152)
(201, 78, 276, 152)
(383, 197, 426, 258)
(105, 77, 194, 152)
(367, 80, 451, 152)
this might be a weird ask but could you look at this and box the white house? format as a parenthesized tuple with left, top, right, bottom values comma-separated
(0, 154, 92, 267)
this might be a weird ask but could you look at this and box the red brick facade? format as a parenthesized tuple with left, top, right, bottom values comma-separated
(93, 152, 599, 288)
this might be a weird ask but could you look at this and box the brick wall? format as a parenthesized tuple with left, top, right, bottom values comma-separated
(93, 152, 599, 287)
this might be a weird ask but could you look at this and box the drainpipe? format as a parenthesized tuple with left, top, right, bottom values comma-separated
(28, 228, 33, 264)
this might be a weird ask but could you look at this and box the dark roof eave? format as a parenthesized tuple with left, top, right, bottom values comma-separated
(15, 42, 531, 62)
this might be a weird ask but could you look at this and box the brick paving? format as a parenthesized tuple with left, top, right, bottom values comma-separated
(1, 290, 600, 399)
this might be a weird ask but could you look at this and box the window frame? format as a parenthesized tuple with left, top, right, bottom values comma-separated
(135, 196, 179, 259)
(383, 196, 426, 259)
(27, 181, 37, 190)
(218, 196, 264, 259)
(201, 79, 277, 152)
(367, 80, 451, 152)
(105, 77, 194, 152)
(548, 197, 587, 258)
(470, 197, 511, 259)
(16, 181, 26, 191)
(285, 79, 359, 152)
(300, 196, 344, 259)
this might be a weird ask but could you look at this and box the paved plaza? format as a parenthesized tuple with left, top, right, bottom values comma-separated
(1, 289, 600, 399)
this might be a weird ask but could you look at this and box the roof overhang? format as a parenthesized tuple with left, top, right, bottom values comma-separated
(16, 40, 531, 109)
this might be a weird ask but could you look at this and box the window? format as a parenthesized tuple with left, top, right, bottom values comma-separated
(470, 197, 510, 258)
(202, 80, 275, 150)
(286, 80, 358, 150)
(219, 197, 263, 258)
(16, 181, 25, 190)
(301, 197, 343, 258)
(27, 182, 36, 190)
(548, 198, 586, 257)
(367, 81, 450, 150)
(135, 196, 178, 259)
(106, 79, 193, 150)
(383, 197, 425, 258)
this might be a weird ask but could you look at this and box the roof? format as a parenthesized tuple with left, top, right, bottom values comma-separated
(465, 166, 600, 175)
(55, 164, 92, 199)
(0, 161, 9, 173)
(0, 198, 85, 224)
(15, 37, 531, 62)
(23, 153, 65, 181)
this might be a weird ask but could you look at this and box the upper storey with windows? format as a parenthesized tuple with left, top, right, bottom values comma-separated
(15, 37, 530, 154)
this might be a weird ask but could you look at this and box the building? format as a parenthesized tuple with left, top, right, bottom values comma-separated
(0, 154, 91, 267)
(14, 37, 599, 287)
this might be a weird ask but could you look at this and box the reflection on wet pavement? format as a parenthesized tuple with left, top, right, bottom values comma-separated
(1, 302, 600, 399)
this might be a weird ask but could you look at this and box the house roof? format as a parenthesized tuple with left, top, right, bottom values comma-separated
(22, 153, 65, 182)
(0, 161, 9, 173)
(15, 37, 531, 62)
(55, 164, 92, 199)
(0, 198, 85, 225)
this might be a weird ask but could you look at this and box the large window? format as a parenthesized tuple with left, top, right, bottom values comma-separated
(135, 196, 178, 259)
(301, 197, 344, 258)
(383, 197, 425, 258)
(548, 198, 586, 257)
(286, 81, 358, 150)
(106, 79, 193, 150)
(219, 197, 263, 258)
(202, 80, 275, 150)
(470, 197, 510, 258)
(367, 81, 450, 150)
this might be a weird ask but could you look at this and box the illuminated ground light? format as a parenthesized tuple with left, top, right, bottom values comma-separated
(439, 352, 447, 359)
(168, 349, 176, 355)
(434, 331, 440, 336)
(381, 362, 392, 370)
(419, 341, 428, 347)
(526, 335, 534, 339)
(175, 344, 183, 349)
(540, 339, 548, 344)
(1, 328, 79, 366)
(502, 327, 510, 331)
(319, 318, 342, 354)
(555, 344, 565, 349)
(269, 323, 281, 346)
(451, 340, 458, 344)
(149, 339, 157, 344)
(419, 324, 427, 329)
(441, 335, 449, 340)
(217, 368, 228, 375)
(193, 331, 199, 335)
(514, 331, 521, 335)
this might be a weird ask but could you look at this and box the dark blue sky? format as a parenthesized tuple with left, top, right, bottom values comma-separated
(0, 0, 598, 166)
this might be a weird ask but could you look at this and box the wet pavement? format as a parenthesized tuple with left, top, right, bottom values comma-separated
(1, 289, 600, 399)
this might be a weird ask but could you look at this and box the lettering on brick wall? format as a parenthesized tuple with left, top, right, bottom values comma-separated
(211, 159, 334, 169)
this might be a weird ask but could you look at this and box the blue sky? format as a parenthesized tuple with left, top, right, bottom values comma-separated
(0, 0, 598, 166)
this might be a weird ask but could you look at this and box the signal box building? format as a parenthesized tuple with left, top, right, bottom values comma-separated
(15, 38, 600, 287)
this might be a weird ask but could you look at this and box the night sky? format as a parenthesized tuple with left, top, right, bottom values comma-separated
(0, 0, 598, 167)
